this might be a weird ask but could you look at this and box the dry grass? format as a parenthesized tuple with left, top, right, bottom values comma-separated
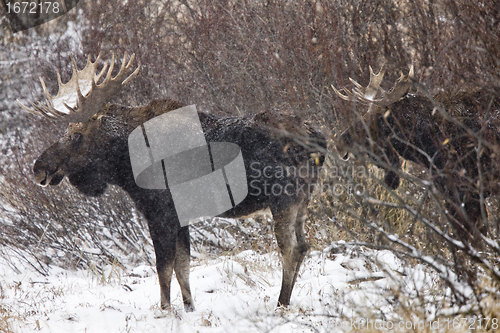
(0, 308, 15, 333)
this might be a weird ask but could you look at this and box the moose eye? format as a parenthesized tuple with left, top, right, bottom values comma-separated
(72, 133, 83, 142)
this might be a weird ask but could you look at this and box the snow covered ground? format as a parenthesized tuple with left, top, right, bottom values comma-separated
(0, 242, 440, 333)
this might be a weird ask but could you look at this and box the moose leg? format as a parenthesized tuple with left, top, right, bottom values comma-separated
(383, 146, 402, 190)
(446, 201, 471, 244)
(447, 192, 486, 246)
(174, 226, 194, 312)
(463, 194, 487, 248)
(464, 194, 487, 235)
(271, 199, 309, 307)
(149, 226, 178, 310)
(290, 202, 310, 289)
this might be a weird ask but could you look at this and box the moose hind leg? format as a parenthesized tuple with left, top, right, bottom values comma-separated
(463, 195, 487, 248)
(447, 193, 486, 246)
(290, 202, 310, 289)
(272, 199, 309, 307)
(174, 226, 195, 312)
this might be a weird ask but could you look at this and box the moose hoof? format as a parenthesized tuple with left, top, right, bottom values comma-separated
(160, 302, 171, 311)
(276, 298, 290, 308)
(184, 303, 195, 312)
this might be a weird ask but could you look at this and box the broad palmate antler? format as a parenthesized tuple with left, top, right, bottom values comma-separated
(18, 52, 140, 123)
(332, 64, 414, 109)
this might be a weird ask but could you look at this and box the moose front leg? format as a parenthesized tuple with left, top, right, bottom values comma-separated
(149, 225, 178, 311)
(383, 145, 402, 189)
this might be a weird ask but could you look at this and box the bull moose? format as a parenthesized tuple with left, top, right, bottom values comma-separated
(333, 65, 500, 244)
(18, 53, 326, 311)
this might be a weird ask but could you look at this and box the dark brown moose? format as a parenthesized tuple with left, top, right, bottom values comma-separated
(333, 65, 500, 244)
(19, 53, 325, 311)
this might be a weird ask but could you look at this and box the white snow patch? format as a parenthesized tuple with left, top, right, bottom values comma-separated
(0, 245, 446, 332)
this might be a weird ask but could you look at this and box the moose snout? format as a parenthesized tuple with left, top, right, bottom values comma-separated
(35, 171, 49, 186)
(33, 167, 65, 187)
(33, 160, 49, 186)
(33, 158, 65, 187)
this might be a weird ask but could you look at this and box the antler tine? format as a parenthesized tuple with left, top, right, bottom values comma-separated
(16, 99, 48, 117)
(17, 53, 140, 123)
(126, 52, 135, 68)
(94, 53, 108, 83)
(122, 53, 140, 85)
(349, 77, 363, 89)
(38, 76, 51, 102)
(16, 75, 68, 119)
(103, 52, 116, 84)
(70, 54, 79, 80)
(56, 69, 63, 87)
(331, 85, 354, 101)
(365, 63, 386, 97)
(118, 52, 128, 77)
(123, 64, 140, 85)
(369, 64, 386, 89)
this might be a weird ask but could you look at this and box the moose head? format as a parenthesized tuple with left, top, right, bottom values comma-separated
(19, 53, 143, 196)
(332, 64, 414, 189)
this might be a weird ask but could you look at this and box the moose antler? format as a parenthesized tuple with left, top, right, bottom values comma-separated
(17, 52, 140, 123)
(332, 64, 414, 108)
